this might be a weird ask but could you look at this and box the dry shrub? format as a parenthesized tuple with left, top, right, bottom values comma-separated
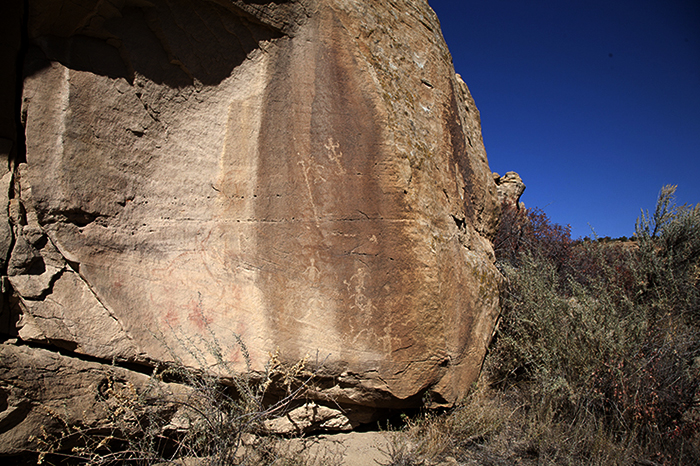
(378, 382, 513, 466)
(486, 185, 700, 465)
(386, 186, 700, 466)
(32, 186, 700, 466)
(32, 328, 327, 466)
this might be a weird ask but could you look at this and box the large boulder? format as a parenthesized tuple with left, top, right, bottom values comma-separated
(2, 0, 502, 445)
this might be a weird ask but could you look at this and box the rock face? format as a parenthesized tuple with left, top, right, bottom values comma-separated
(0, 344, 185, 457)
(1, 0, 502, 449)
(494, 171, 526, 208)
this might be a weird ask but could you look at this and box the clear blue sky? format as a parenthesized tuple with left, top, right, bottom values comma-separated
(428, 0, 700, 239)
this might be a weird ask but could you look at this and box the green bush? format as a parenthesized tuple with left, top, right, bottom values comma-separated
(486, 185, 700, 464)
(33, 186, 700, 465)
(349, 186, 699, 466)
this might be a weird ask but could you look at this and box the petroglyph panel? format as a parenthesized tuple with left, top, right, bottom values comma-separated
(14, 0, 502, 412)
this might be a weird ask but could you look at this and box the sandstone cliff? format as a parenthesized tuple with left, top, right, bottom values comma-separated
(1, 0, 502, 452)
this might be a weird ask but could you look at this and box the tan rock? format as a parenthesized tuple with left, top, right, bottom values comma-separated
(6, 0, 503, 438)
(0, 343, 184, 457)
(263, 401, 354, 434)
(494, 171, 526, 208)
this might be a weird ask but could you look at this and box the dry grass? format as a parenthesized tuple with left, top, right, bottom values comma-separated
(30, 186, 700, 465)
(31, 327, 330, 466)
(384, 186, 700, 466)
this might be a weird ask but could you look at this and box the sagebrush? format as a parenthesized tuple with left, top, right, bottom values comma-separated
(386, 185, 699, 466)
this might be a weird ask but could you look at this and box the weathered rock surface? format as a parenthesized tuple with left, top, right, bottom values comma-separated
(1, 0, 503, 450)
(494, 171, 526, 208)
(263, 401, 355, 434)
(0, 343, 185, 457)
